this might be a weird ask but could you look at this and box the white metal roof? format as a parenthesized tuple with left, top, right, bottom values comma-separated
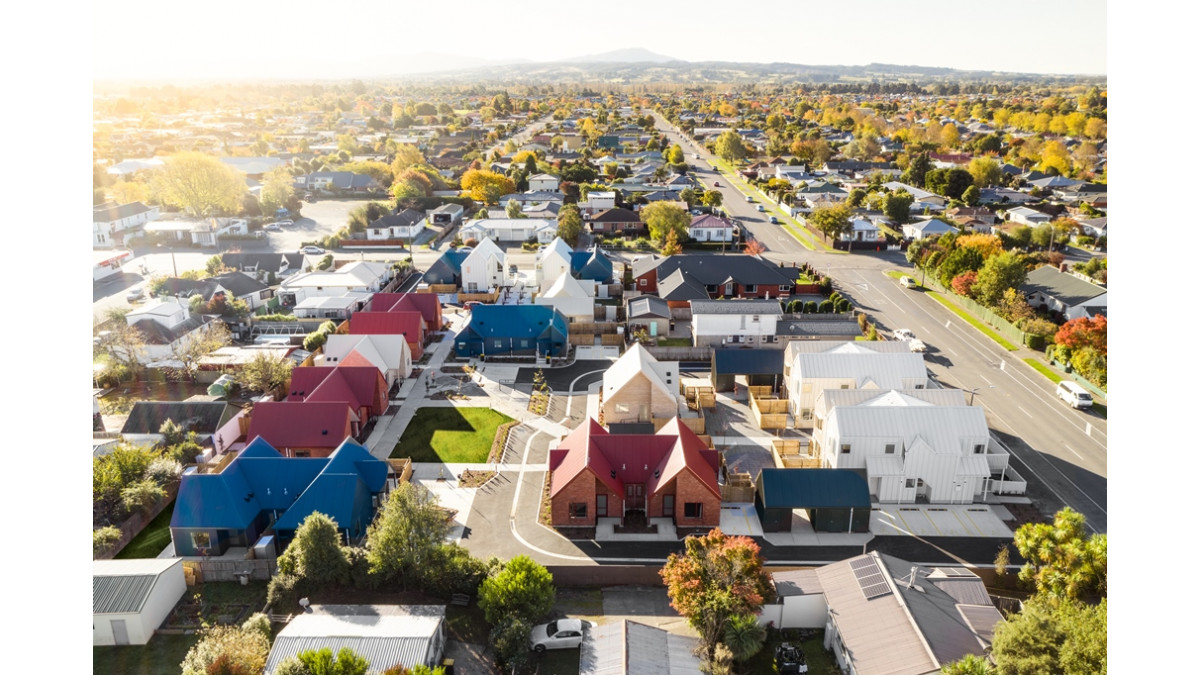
(93, 559, 182, 615)
(265, 605, 445, 675)
(793, 351, 928, 385)
(828, 406, 989, 455)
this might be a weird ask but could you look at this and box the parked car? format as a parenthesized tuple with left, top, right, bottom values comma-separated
(769, 215, 780, 224)
(1056, 381, 1094, 409)
(893, 328, 916, 341)
(529, 618, 585, 653)
(745, 195, 754, 202)
(278, 219, 295, 227)
(126, 287, 145, 303)
(713, 181, 721, 187)
(692, 153, 700, 159)
(303, 193, 316, 203)
(264, 222, 281, 232)
(900, 275, 916, 289)
(301, 245, 324, 254)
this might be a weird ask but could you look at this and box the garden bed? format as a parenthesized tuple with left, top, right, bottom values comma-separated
(458, 469, 495, 488)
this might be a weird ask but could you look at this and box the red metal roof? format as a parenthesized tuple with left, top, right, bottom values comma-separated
(246, 401, 358, 451)
(348, 311, 425, 358)
(369, 292, 443, 330)
(286, 366, 388, 417)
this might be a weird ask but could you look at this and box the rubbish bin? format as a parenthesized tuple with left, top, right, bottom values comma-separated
(441, 658, 455, 675)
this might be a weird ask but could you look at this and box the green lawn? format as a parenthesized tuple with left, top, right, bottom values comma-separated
(744, 635, 842, 674)
(656, 338, 692, 347)
(116, 500, 175, 559)
(94, 633, 196, 675)
(927, 292, 1020, 351)
(392, 407, 514, 462)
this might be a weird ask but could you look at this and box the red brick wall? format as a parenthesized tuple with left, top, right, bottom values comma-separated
(672, 471, 722, 527)
(551, 472, 619, 526)
(735, 284, 791, 299)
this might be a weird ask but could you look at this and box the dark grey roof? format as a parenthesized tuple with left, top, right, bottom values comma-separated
(776, 317, 864, 337)
(93, 201, 153, 222)
(370, 208, 426, 229)
(690, 299, 783, 315)
(209, 271, 269, 297)
(591, 207, 641, 223)
(132, 315, 208, 346)
(222, 252, 305, 272)
(659, 269, 709, 302)
(712, 348, 785, 375)
(1022, 265, 1106, 305)
(120, 401, 238, 435)
(626, 295, 670, 319)
(639, 254, 797, 287)
(757, 468, 871, 509)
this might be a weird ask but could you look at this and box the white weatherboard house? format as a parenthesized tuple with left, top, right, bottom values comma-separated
(785, 344, 930, 426)
(535, 237, 574, 291)
(93, 559, 187, 645)
(265, 605, 447, 674)
(689, 299, 785, 348)
(279, 261, 393, 305)
(320, 334, 413, 389)
(459, 217, 556, 244)
(460, 238, 507, 292)
(816, 390, 1023, 503)
(535, 272, 595, 322)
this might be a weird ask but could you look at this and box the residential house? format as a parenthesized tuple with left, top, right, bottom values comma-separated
(842, 216, 886, 244)
(1077, 216, 1107, 239)
(626, 295, 671, 338)
(422, 249, 470, 286)
(265, 605, 448, 675)
(548, 418, 721, 529)
(761, 552, 1002, 675)
(882, 182, 947, 211)
(293, 171, 382, 193)
(785, 343, 929, 427)
(203, 271, 274, 312)
(535, 237, 574, 291)
(454, 305, 568, 358)
(601, 343, 680, 426)
(687, 214, 736, 242)
(690, 299, 785, 348)
(93, 249, 132, 281)
(368, 292, 444, 333)
(535, 273, 596, 323)
(1007, 206, 1052, 227)
(579, 620, 703, 675)
(583, 190, 617, 216)
(588, 207, 644, 237)
(460, 238, 508, 292)
(349, 311, 427, 360)
(978, 187, 1035, 205)
(285, 365, 389, 421)
(93, 201, 159, 248)
(278, 261, 393, 307)
(945, 207, 996, 228)
(320, 334, 412, 389)
(1021, 265, 1107, 320)
(570, 248, 615, 284)
(220, 252, 306, 280)
(902, 217, 957, 240)
(170, 437, 390, 556)
(459, 217, 556, 244)
(426, 203, 465, 228)
(710, 349, 786, 392)
(120, 400, 241, 449)
(245, 400, 360, 457)
(528, 173, 560, 191)
(367, 208, 427, 241)
(93, 559, 187, 646)
(632, 254, 796, 299)
(120, 297, 213, 365)
(293, 295, 359, 320)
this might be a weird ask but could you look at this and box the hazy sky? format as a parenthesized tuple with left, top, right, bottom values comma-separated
(94, 0, 1107, 80)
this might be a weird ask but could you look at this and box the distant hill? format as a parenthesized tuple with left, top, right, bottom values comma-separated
(562, 48, 679, 64)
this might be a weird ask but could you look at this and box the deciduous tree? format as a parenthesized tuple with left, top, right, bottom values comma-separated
(883, 190, 915, 224)
(478, 554, 555, 625)
(460, 169, 515, 204)
(967, 157, 1002, 188)
(660, 228, 682, 256)
(151, 152, 246, 216)
(171, 320, 232, 382)
(972, 251, 1027, 306)
(660, 529, 774, 662)
(641, 202, 690, 244)
(809, 204, 851, 242)
(1054, 315, 1107, 356)
(294, 647, 370, 675)
(991, 598, 1106, 675)
(390, 144, 425, 174)
(261, 166, 297, 215)
(556, 203, 583, 246)
(714, 131, 748, 163)
(366, 482, 452, 588)
(236, 352, 294, 398)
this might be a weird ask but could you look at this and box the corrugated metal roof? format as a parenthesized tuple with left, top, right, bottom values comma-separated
(785, 340, 911, 362)
(265, 605, 444, 674)
(772, 569, 823, 598)
(580, 620, 703, 675)
(1023, 265, 1106, 305)
(93, 559, 181, 614)
(792, 351, 927, 384)
(690, 299, 783, 315)
(712, 348, 785, 375)
(758, 468, 871, 509)
(828, 406, 988, 455)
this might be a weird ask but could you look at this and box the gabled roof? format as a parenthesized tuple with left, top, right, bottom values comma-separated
(93, 559, 183, 614)
(908, 218, 956, 234)
(1021, 265, 1106, 305)
(538, 237, 574, 264)
(93, 201, 154, 223)
(792, 350, 928, 386)
(757, 468, 870, 509)
(590, 207, 641, 223)
(265, 605, 446, 675)
(286, 366, 387, 415)
(580, 619, 703, 675)
(322, 334, 409, 372)
(208, 271, 269, 297)
(690, 299, 784, 315)
(626, 294, 670, 319)
(603, 343, 675, 401)
(658, 268, 710, 302)
(423, 250, 470, 284)
(541, 272, 593, 299)
(460, 305, 567, 340)
(688, 214, 734, 229)
(349, 311, 425, 339)
(246, 401, 358, 450)
(369, 208, 425, 230)
(637, 254, 796, 287)
(827, 406, 988, 456)
(121, 401, 239, 436)
(571, 249, 614, 282)
(221, 252, 305, 272)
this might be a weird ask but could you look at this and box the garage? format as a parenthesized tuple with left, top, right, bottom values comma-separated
(755, 468, 871, 533)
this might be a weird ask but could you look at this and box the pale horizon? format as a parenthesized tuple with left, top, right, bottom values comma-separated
(94, 0, 1107, 81)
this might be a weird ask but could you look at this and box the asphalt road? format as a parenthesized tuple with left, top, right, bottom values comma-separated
(653, 112, 1109, 533)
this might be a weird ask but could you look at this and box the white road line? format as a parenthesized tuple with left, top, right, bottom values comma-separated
(1016, 406, 1033, 418)
(1062, 444, 1085, 462)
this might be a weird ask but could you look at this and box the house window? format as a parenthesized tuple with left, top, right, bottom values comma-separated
(569, 503, 587, 519)
(974, 444, 985, 454)
(905, 479, 916, 489)
(493, 339, 503, 350)
(745, 286, 757, 294)
(596, 495, 607, 517)
(840, 384, 850, 390)
(639, 279, 647, 286)
(840, 444, 851, 454)
(751, 314, 760, 322)
(801, 409, 812, 420)
(191, 532, 211, 551)
(663, 495, 675, 517)
(914, 384, 924, 389)
(885, 444, 896, 454)
(259, 290, 272, 300)
(615, 403, 631, 414)
(684, 502, 702, 519)
(815, 418, 823, 430)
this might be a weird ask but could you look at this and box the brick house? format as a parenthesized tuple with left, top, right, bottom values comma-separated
(588, 207, 644, 237)
(548, 419, 721, 529)
(348, 311, 427, 360)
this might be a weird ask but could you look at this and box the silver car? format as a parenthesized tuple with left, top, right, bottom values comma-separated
(529, 618, 584, 653)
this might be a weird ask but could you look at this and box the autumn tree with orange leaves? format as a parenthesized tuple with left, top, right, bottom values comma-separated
(660, 528, 774, 663)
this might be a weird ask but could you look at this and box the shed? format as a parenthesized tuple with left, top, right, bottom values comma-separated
(265, 604, 447, 674)
(93, 558, 186, 645)
(580, 619, 703, 674)
(755, 468, 871, 533)
(711, 349, 785, 392)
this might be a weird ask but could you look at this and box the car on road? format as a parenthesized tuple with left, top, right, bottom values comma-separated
(893, 328, 926, 352)
(264, 222, 281, 232)
(899, 275, 917, 289)
(300, 245, 324, 254)
(125, 287, 145, 303)
(756, 204, 766, 212)
(529, 618, 585, 653)
(692, 153, 700, 159)
(713, 181, 720, 187)
(1056, 381, 1094, 409)
(893, 328, 916, 341)
(769, 215, 780, 224)
(278, 219, 294, 227)
(745, 195, 754, 202)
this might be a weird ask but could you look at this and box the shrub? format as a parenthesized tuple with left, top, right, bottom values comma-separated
(266, 572, 303, 611)
(145, 457, 183, 485)
(1076, 235, 1094, 247)
(804, 301, 818, 314)
(94, 526, 122, 557)
(121, 479, 166, 513)
(303, 331, 327, 351)
(817, 300, 833, 313)
(834, 298, 851, 313)
(488, 615, 533, 671)
(478, 555, 556, 625)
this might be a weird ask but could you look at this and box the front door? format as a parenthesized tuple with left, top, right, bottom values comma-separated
(111, 619, 129, 645)
(625, 484, 644, 510)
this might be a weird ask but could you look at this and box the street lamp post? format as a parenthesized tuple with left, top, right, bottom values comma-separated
(967, 385, 997, 406)
(157, 243, 178, 277)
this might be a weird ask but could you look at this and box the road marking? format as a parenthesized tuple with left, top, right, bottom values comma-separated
(1016, 406, 1033, 418)
(1062, 444, 1085, 461)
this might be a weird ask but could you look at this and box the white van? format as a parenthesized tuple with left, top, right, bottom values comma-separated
(1056, 381, 1093, 409)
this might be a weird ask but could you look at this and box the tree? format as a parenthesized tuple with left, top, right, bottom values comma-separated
(1054, 316, 1107, 356)
(460, 169, 515, 204)
(366, 482, 452, 587)
(556, 203, 583, 246)
(151, 152, 246, 216)
(901, 152, 931, 187)
(961, 185, 981, 206)
(295, 647, 370, 675)
(505, 198, 524, 219)
(180, 614, 272, 675)
(925, 167, 974, 201)
(990, 597, 1106, 675)
(714, 130, 748, 163)
(171, 320, 232, 382)
(941, 653, 994, 674)
(743, 239, 767, 256)
(121, 479, 166, 513)
(1013, 507, 1107, 601)
(972, 251, 1027, 306)
(97, 320, 148, 374)
(260, 166, 297, 215)
(110, 180, 151, 205)
(997, 288, 1036, 324)
(883, 190, 915, 224)
(488, 615, 533, 671)
(94, 525, 122, 556)
(809, 204, 851, 242)
(236, 352, 294, 398)
(277, 513, 350, 586)
(701, 189, 723, 208)
(391, 170, 433, 200)
(641, 202, 690, 244)
(968, 157, 1002, 188)
(660, 228, 682, 256)
(660, 528, 774, 661)
(478, 554, 556, 625)
(723, 613, 766, 663)
(390, 144, 425, 174)
(937, 246, 984, 287)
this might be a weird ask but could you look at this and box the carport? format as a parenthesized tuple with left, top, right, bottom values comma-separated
(755, 468, 871, 533)
(711, 349, 785, 392)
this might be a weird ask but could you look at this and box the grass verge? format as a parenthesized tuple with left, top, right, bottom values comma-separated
(927, 292, 1019, 351)
(1022, 358, 1062, 382)
(391, 407, 515, 462)
(116, 500, 174, 559)
(94, 633, 195, 675)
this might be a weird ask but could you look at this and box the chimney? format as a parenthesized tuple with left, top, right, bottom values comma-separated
(1059, 262, 1069, 273)
(908, 566, 919, 589)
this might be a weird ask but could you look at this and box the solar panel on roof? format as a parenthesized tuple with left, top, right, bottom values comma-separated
(851, 556, 894, 600)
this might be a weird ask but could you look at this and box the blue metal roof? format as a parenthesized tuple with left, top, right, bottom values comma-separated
(757, 468, 870, 509)
(460, 305, 567, 340)
(712, 349, 785, 375)
(570, 250, 613, 282)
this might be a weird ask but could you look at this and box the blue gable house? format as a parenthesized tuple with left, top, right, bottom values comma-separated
(570, 249, 614, 284)
(423, 249, 470, 286)
(454, 305, 568, 358)
(170, 437, 389, 557)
